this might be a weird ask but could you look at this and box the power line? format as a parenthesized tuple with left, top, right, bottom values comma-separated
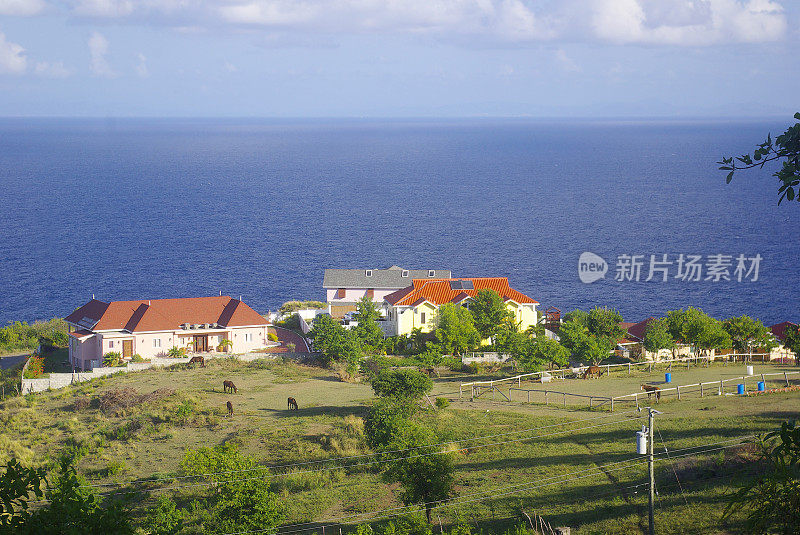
(222, 436, 757, 535)
(80, 410, 643, 490)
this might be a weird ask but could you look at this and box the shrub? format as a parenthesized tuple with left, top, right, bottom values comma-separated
(365, 397, 416, 450)
(23, 356, 45, 379)
(103, 352, 122, 367)
(130, 353, 144, 363)
(144, 495, 184, 535)
(435, 397, 450, 409)
(286, 342, 296, 353)
(267, 333, 278, 342)
(371, 369, 432, 400)
(166, 347, 186, 358)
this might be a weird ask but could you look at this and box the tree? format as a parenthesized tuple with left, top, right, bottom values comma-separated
(371, 369, 433, 400)
(513, 337, 569, 372)
(642, 318, 674, 358)
(308, 314, 362, 368)
(352, 297, 385, 352)
(24, 455, 133, 535)
(784, 324, 800, 366)
(468, 289, 513, 343)
(144, 496, 184, 535)
(0, 459, 46, 532)
(723, 316, 775, 354)
(181, 443, 284, 534)
(364, 397, 416, 450)
(666, 307, 731, 358)
(383, 425, 454, 523)
(558, 311, 616, 364)
(723, 420, 800, 534)
(719, 112, 800, 204)
(434, 304, 480, 357)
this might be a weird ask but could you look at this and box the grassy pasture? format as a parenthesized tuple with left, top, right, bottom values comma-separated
(0, 356, 797, 534)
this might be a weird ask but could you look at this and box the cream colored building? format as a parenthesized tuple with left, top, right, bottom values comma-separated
(379, 277, 539, 337)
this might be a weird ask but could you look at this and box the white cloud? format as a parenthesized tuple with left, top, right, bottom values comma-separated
(0, 31, 26, 74)
(591, 0, 787, 45)
(135, 52, 148, 76)
(35, 60, 72, 77)
(0, 0, 46, 16)
(73, 0, 133, 17)
(88, 31, 115, 77)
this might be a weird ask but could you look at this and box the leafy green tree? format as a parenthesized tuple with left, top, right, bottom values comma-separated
(364, 397, 416, 450)
(784, 325, 800, 366)
(352, 297, 385, 352)
(513, 337, 569, 371)
(558, 315, 614, 364)
(308, 314, 362, 368)
(0, 459, 46, 533)
(723, 421, 800, 534)
(371, 369, 433, 400)
(586, 307, 625, 345)
(643, 318, 674, 357)
(434, 304, 480, 356)
(383, 425, 454, 523)
(719, 112, 800, 204)
(467, 289, 513, 343)
(723, 316, 775, 353)
(181, 443, 284, 534)
(144, 495, 184, 535)
(25, 456, 133, 535)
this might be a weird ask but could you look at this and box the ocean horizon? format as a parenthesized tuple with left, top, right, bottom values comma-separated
(1, 117, 797, 327)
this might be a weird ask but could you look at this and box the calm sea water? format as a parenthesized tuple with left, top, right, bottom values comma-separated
(0, 118, 797, 327)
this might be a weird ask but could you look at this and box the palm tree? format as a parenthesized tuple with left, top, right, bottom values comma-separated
(218, 338, 233, 354)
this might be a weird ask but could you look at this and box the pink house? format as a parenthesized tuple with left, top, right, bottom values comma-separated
(65, 296, 270, 370)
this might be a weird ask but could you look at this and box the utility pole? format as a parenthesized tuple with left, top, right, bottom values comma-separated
(648, 407, 655, 535)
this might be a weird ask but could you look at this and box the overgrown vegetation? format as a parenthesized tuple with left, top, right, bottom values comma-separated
(0, 319, 68, 355)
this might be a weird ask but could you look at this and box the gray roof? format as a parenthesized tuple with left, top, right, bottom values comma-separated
(323, 267, 452, 289)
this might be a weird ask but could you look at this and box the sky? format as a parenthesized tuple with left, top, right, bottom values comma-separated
(0, 0, 798, 117)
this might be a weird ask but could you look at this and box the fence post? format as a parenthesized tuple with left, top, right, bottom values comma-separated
(589, 397, 593, 409)
(545, 391, 548, 405)
(563, 392, 566, 407)
(636, 393, 639, 410)
(761, 373, 765, 387)
(719, 379, 723, 395)
(700, 383, 703, 397)
(649, 362, 653, 373)
(460, 385, 462, 401)
(527, 391, 530, 403)
(519, 377, 521, 387)
(611, 398, 614, 412)
(607, 364, 611, 376)
(785, 372, 790, 387)
(677, 385, 681, 400)
(628, 363, 631, 375)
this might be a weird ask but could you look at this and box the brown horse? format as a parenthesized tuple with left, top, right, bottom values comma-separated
(223, 380, 237, 394)
(641, 384, 661, 401)
(583, 365, 604, 379)
(226, 400, 233, 417)
(188, 356, 205, 368)
(287, 397, 298, 410)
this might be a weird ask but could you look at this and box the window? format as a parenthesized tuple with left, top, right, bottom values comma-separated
(244, 333, 253, 342)
(108, 340, 114, 348)
(365, 270, 373, 277)
(420, 312, 426, 324)
(337, 288, 346, 299)
(153, 338, 161, 348)
(401, 270, 409, 277)
(428, 270, 435, 277)
(366, 288, 374, 298)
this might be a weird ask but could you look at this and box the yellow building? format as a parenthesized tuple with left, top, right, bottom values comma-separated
(380, 277, 539, 337)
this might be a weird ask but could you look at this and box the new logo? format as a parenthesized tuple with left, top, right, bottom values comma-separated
(578, 252, 608, 283)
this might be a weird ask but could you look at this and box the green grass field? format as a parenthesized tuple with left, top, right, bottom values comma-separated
(1, 356, 798, 534)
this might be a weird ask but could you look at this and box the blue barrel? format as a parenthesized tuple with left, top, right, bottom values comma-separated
(737, 383, 745, 395)
(758, 381, 765, 392)
(665, 372, 672, 383)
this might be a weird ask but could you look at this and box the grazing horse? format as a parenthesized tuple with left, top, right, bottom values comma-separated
(226, 400, 233, 417)
(419, 367, 437, 377)
(223, 380, 237, 394)
(188, 356, 205, 368)
(287, 397, 298, 410)
(641, 384, 661, 401)
(583, 365, 604, 379)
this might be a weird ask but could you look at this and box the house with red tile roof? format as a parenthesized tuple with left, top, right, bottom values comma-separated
(65, 296, 270, 370)
(380, 277, 538, 337)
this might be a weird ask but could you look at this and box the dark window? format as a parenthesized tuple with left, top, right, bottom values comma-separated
(366, 288, 374, 298)
(421, 312, 426, 324)
(337, 288, 346, 299)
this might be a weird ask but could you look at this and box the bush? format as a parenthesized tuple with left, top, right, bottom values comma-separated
(371, 369, 433, 400)
(23, 356, 45, 379)
(130, 353, 145, 363)
(267, 333, 278, 342)
(103, 352, 122, 367)
(435, 397, 450, 409)
(365, 397, 416, 450)
(144, 495, 184, 535)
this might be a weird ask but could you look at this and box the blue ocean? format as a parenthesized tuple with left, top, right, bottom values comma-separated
(0, 118, 797, 327)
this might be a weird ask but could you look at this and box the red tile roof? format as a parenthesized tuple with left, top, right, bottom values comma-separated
(771, 321, 798, 342)
(65, 296, 269, 333)
(69, 329, 94, 339)
(384, 278, 538, 307)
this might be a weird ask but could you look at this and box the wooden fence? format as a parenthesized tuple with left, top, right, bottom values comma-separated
(459, 353, 776, 401)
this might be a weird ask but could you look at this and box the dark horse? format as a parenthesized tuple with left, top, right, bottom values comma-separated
(226, 400, 233, 417)
(641, 384, 661, 401)
(287, 397, 298, 410)
(583, 365, 604, 379)
(223, 380, 237, 393)
(188, 356, 205, 368)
